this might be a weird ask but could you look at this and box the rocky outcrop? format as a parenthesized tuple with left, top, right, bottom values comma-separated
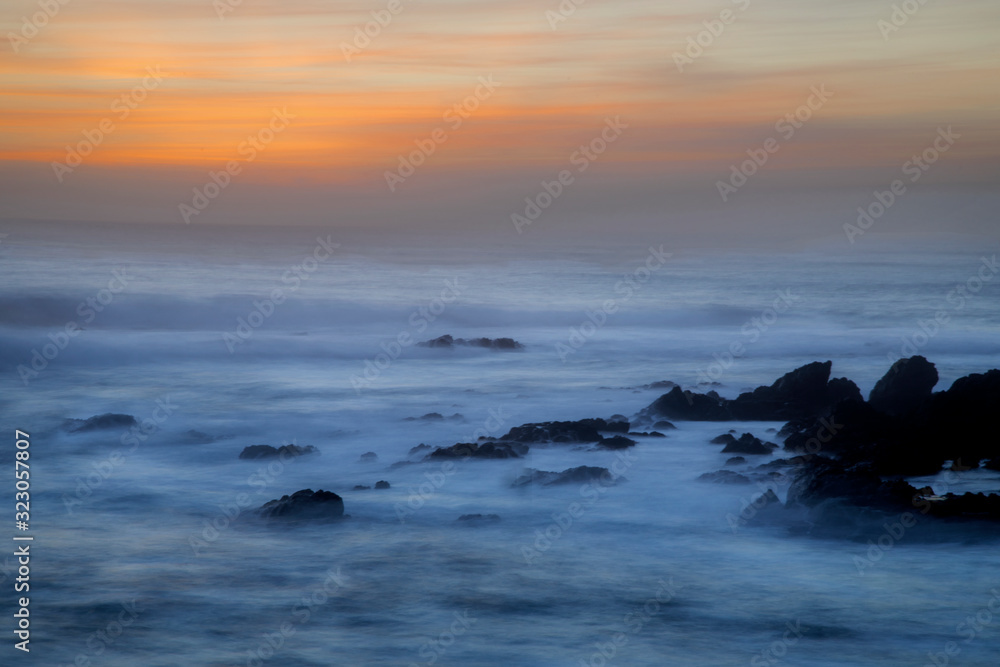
(712, 433, 777, 455)
(374, 480, 391, 489)
(512, 466, 621, 487)
(642, 387, 730, 421)
(418, 335, 523, 350)
(868, 355, 938, 416)
(596, 435, 637, 450)
(66, 413, 137, 432)
(239, 444, 318, 460)
(425, 441, 528, 460)
(500, 418, 628, 444)
(256, 489, 344, 520)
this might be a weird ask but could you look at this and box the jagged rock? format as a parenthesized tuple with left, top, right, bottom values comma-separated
(698, 470, 751, 484)
(425, 441, 528, 460)
(239, 444, 318, 460)
(713, 433, 777, 455)
(868, 356, 939, 416)
(512, 466, 621, 487)
(359, 452, 378, 463)
(374, 480, 390, 489)
(643, 386, 730, 421)
(66, 413, 137, 432)
(256, 489, 344, 520)
(408, 444, 432, 457)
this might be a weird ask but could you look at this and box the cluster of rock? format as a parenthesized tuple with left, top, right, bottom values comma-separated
(238, 444, 318, 460)
(417, 335, 523, 350)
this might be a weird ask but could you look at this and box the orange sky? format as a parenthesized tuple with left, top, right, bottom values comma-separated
(1, 0, 998, 235)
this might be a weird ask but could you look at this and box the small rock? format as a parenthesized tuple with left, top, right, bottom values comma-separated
(374, 480, 391, 489)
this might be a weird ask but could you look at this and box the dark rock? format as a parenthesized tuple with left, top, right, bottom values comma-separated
(730, 361, 835, 421)
(984, 459, 1000, 472)
(642, 386, 730, 421)
(408, 443, 432, 457)
(418, 334, 524, 350)
(67, 413, 137, 432)
(827, 377, 864, 405)
(628, 431, 666, 438)
(512, 466, 621, 488)
(716, 433, 777, 455)
(404, 412, 444, 421)
(425, 441, 528, 460)
(239, 444, 318, 460)
(785, 461, 917, 511)
(642, 381, 677, 390)
(256, 489, 344, 520)
(868, 356, 938, 416)
(457, 513, 501, 522)
(374, 480, 390, 489)
(359, 452, 378, 463)
(353, 485, 371, 490)
(653, 420, 677, 430)
(597, 435, 636, 450)
(698, 470, 751, 485)
(726, 456, 747, 465)
(500, 418, 626, 444)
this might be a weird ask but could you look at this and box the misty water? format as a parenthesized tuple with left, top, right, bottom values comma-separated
(1, 224, 998, 666)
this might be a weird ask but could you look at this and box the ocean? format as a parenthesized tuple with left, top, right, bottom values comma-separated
(1, 221, 998, 666)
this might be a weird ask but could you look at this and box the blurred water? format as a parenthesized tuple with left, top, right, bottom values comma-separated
(0, 222, 998, 666)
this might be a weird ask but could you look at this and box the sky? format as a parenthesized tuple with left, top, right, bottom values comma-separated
(1, 0, 998, 242)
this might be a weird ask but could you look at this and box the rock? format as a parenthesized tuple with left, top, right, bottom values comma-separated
(66, 413, 137, 432)
(868, 356, 939, 416)
(642, 381, 677, 391)
(457, 513, 501, 522)
(597, 435, 636, 450)
(512, 466, 620, 488)
(425, 441, 528, 460)
(653, 420, 677, 430)
(353, 485, 371, 490)
(726, 456, 747, 465)
(827, 377, 864, 405)
(500, 418, 626, 444)
(256, 489, 344, 520)
(697, 470, 751, 484)
(730, 361, 836, 420)
(785, 461, 917, 510)
(239, 444, 318, 460)
(714, 433, 776, 455)
(404, 412, 444, 421)
(374, 480, 391, 489)
(984, 459, 1000, 472)
(642, 386, 730, 421)
(359, 452, 378, 463)
(417, 335, 524, 350)
(408, 443, 432, 457)
(628, 431, 666, 438)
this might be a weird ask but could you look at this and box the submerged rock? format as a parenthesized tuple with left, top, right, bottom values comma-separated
(697, 470, 751, 485)
(359, 451, 378, 463)
(256, 489, 344, 520)
(500, 418, 628, 444)
(66, 413, 137, 432)
(239, 444, 318, 460)
(512, 466, 621, 488)
(597, 435, 637, 450)
(457, 513, 501, 522)
(713, 433, 777, 455)
(374, 480, 391, 489)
